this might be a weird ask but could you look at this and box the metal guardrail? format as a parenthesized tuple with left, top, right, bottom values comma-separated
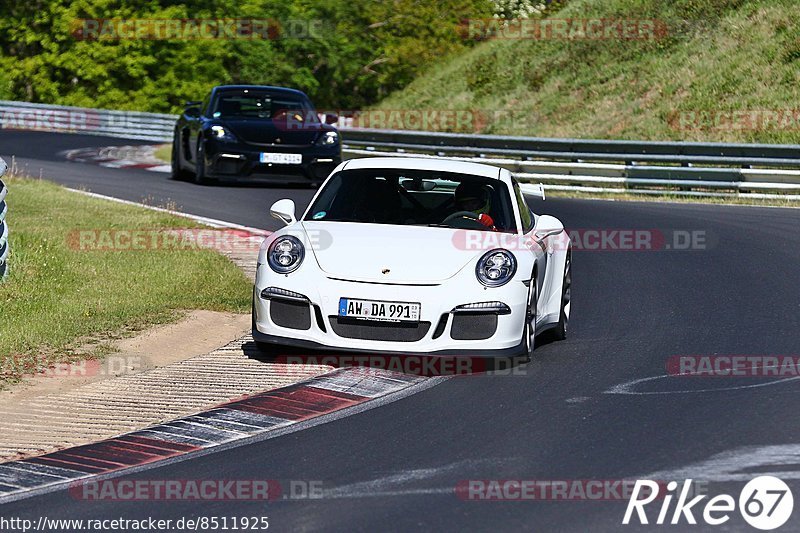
(342, 129, 800, 167)
(1, 100, 799, 198)
(0, 157, 8, 280)
(341, 129, 800, 199)
(0, 100, 175, 142)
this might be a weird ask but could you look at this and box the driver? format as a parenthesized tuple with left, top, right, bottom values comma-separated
(452, 182, 496, 229)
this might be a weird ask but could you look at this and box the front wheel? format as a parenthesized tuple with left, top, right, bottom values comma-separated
(193, 139, 215, 185)
(522, 273, 538, 361)
(551, 250, 571, 341)
(170, 133, 189, 181)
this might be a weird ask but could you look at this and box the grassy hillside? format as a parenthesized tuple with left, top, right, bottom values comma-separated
(374, 0, 800, 143)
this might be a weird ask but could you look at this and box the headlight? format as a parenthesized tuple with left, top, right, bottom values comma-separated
(475, 249, 517, 287)
(210, 125, 236, 142)
(316, 131, 338, 146)
(267, 236, 305, 274)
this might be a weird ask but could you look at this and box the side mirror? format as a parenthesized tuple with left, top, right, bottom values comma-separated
(184, 101, 202, 118)
(323, 113, 339, 125)
(533, 214, 563, 241)
(270, 199, 297, 226)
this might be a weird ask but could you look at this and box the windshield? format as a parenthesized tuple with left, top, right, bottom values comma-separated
(304, 169, 517, 232)
(211, 90, 317, 122)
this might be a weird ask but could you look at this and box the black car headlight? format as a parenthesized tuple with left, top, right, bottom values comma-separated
(267, 235, 305, 274)
(475, 249, 517, 287)
(210, 125, 237, 142)
(316, 131, 338, 146)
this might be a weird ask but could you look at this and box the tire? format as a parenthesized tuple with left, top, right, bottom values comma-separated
(192, 138, 215, 185)
(170, 133, 189, 181)
(551, 250, 571, 341)
(522, 271, 538, 361)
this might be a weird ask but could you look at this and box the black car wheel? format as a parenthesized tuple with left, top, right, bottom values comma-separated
(170, 132, 190, 181)
(193, 138, 215, 185)
(551, 250, 572, 341)
(522, 272, 537, 361)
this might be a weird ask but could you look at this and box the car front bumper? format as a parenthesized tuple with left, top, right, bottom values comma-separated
(204, 138, 341, 182)
(252, 262, 529, 357)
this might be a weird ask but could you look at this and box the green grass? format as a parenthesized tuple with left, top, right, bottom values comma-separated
(153, 144, 171, 164)
(0, 176, 251, 380)
(375, 0, 800, 143)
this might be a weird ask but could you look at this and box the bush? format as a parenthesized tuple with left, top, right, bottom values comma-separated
(0, 0, 493, 112)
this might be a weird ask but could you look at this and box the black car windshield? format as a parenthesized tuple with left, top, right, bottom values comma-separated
(212, 90, 318, 122)
(304, 169, 517, 232)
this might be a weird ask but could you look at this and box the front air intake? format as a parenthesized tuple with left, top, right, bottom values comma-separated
(330, 317, 431, 342)
(270, 300, 312, 330)
(450, 314, 498, 340)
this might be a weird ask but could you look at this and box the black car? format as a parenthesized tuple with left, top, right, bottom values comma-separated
(171, 85, 341, 185)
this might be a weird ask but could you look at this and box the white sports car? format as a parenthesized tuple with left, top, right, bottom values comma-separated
(252, 156, 571, 359)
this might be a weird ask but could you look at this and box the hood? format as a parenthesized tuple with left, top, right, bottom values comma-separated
(218, 118, 332, 146)
(301, 221, 480, 284)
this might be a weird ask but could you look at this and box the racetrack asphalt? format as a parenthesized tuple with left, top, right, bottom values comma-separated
(2, 130, 800, 532)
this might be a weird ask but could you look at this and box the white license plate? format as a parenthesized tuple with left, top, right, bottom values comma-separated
(339, 298, 420, 322)
(260, 152, 302, 165)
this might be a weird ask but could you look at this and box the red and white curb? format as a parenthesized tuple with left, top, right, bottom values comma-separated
(0, 367, 432, 502)
(61, 145, 170, 173)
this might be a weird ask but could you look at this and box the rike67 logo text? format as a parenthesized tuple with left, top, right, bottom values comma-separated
(623, 477, 793, 530)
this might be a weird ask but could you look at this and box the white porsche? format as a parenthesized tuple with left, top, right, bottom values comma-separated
(252, 156, 571, 359)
